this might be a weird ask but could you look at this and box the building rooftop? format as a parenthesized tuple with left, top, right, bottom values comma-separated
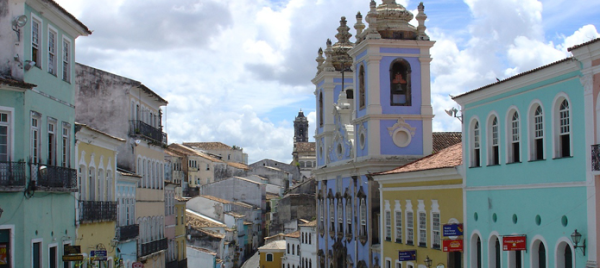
(168, 144, 223, 162)
(183, 142, 234, 150)
(43, 0, 92, 34)
(258, 240, 286, 250)
(227, 161, 250, 170)
(299, 220, 317, 227)
(376, 143, 462, 175)
(294, 142, 316, 153)
(186, 209, 226, 228)
(285, 230, 301, 238)
(225, 212, 245, 218)
(0, 77, 37, 89)
(188, 246, 217, 256)
(568, 37, 600, 51)
(200, 195, 231, 204)
(432, 132, 462, 153)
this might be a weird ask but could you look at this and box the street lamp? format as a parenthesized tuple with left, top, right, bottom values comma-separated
(424, 256, 432, 268)
(571, 229, 586, 256)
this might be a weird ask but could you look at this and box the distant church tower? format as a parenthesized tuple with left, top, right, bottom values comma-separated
(293, 110, 309, 143)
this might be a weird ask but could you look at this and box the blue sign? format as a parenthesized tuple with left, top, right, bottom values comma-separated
(91, 250, 107, 261)
(398, 250, 416, 261)
(443, 224, 463, 237)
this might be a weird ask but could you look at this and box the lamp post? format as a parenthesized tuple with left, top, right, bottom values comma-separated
(424, 256, 432, 268)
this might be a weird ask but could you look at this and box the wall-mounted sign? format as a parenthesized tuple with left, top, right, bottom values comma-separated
(132, 262, 144, 268)
(64, 245, 81, 255)
(398, 250, 416, 261)
(62, 254, 83, 262)
(503, 236, 527, 251)
(443, 239, 463, 252)
(91, 249, 107, 261)
(443, 224, 463, 237)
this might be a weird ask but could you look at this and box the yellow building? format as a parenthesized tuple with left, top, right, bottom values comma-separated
(373, 143, 463, 268)
(175, 197, 188, 265)
(258, 240, 286, 268)
(75, 123, 125, 266)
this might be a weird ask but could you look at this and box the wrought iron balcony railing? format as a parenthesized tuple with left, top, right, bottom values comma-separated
(0, 161, 27, 188)
(79, 201, 117, 223)
(117, 224, 139, 241)
(593, 144, 600, 171)
(32, 164, 77, 189)
(139, 238, 168, 257)
(129, 120, 165, 144)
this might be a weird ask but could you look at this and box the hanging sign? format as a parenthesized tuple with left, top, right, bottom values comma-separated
(443, 224, 463, 237)
(132, 262, 144, 268)
(503, 236, 527, 251)
(442, 239, 463, 252)
(398, 250, 416, 261)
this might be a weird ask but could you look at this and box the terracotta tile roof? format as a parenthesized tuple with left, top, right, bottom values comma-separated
(164, 149, 182, 157)
(168, 144, 223, 162)
(200, 195, 231, 204)
(266, 193, 280, 200)
(259, 240, 286, 250)
(376, 143, 462, 175)
(183, 142, 233, 150)
(568, 37, 600, 51)
(44, 0, 92, 34)
(295, 142, 315, 153)
(0, 77, 37, 89)
(299, 220, 317, 227)
(226, 162, 250, 170)
(285, 230, 301, 238)
(197, 229, 225, 239)
(117, 170, 141, 178)
(186, 209, 226, 228)
(225, 212, 245, 218)
(432, 132, 462, 153)
(232, 201, 256, 209)
(452, 58, 571, 100)
(76, 123, 125, 142)
(188, 246, 217, 255)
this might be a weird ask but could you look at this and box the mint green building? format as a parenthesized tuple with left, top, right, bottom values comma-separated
(0, 1, 90, 267)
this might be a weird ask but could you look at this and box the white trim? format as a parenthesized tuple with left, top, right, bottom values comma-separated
(61, 35, 73, 82)
(552, 92, 573, 158)
(465, 181, 586, 191)
(527, 99, 545, 161)
(528, 235, 548, 268)
(0, 225, 15, 268)
(381, 184, 462, 192)
(47, 24, 58, 76)
(430, 200, 440, 249)
(554, 237, 574, 268)
(405, 200, 414, 245)
(469, 116, 481, 167)
(486, 111, 500, 165)
(48, 242, 59, 268)
(469, 230, 482, 268)
(30, 13, 43, 69)
(504, 106, 521, 163)
(0, 106, 15, 161)
(487, 232, 501, 268)
(31, 238, 43, 268)
(394, 200, 402, 243)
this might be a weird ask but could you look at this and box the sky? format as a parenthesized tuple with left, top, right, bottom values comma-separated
(54, 0, 599, 164)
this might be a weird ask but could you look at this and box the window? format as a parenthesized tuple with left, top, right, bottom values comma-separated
(471, 121, 480, 167)
(62, 38, 71, 82)
(0, 111, 11, 161)
(337, 199, 343, 233)
(386, 259, 391, 268)
(431, 212, 440, 249)
(359, 65, 365, 109)
(88, 167, 96, 201)
(266, 253, 273, 262)
(329, 198, 335, 233)
(48, 28, 57, 75)
(47, 120, 57, 165)
(31, 113, 41, 164)
(406, 211, 414, 245)
(319, 92, 323, 126)
(32, 241, 42, 268)
(106, 171, 112, 201)
(346, 198, 352, 235)
(508, 111, 520, 163)
(31, 17, 41, 68)
(297, 245, 300, 255)
(385, 210, 391, 241)
(62, 124, 70, 167)
(557, 99, 571, 158)
(531, 105, 544, 160)
(390, 59, 412, 106)
(488, 116, 499, 165)
(359, 198, 367, 237)
(78, 165, 85, 200)
(98, 169, 104, 201)
(395, 210, 402, 243)
(418, 212, 426, 247)
(287, 243, 290, 254)
(49, 245, 57, 268)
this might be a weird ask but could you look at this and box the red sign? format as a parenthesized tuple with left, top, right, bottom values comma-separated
(443, 239, 463, 252)
(132, 262, 144, 268)
(503, 236, 527, 251)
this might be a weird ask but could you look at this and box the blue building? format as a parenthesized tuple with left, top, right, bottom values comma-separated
(313, 1, 436, 267)
(453, 57, 592, 267)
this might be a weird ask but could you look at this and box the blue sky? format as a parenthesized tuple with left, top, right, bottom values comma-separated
(55, 0, 599, 164)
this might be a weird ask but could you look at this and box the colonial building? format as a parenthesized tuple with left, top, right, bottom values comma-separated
(299, 220, 318, 268)
(313, 1, 435, 267)
(75, 63, 169, 267)
(259, 240, 286, 268)
(183, 142, 248, 165)
(373, 143, 463, 268)
(453, 52, 592, 267)
(292, 110, 317, 179)
(0, 0, 90, 267)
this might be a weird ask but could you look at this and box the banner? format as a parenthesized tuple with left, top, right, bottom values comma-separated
(0, 244, 7, 265)
(503, 236, 526, 251)
(442, 239, 463, 252)
(443, 224, 463, 237)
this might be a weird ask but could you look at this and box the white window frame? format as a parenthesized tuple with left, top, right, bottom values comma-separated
(0, 107, 14, 162)
(88, 162, 96, 201)
(384, 200, 391, 241)
(61, 123, 71, 167)
(48, 242, 58, 268)
(346, 197, 352, 235)
(97, 168, 105, 202)
(529, 103, 545, 161)
(506, 108, 521, 163)
(337, 199, 343, 233)
(47, 118, 57, 166)
(470, 119, 481, 167)
(394, 200, 402, 243)
(62, 37, 72, 82)
(62, 240, 73, 268)
(0, 225, 15, 268)
(329, 198, 335, 233)
(417, 200, 426, 247)
(359, 198, 367, 237)
(31, 112, 41, 164)
(31, 238, 43, 268)
(77, 151, 86, 200)
(487, 114, 499, 165)
(405, 200, 414, 245)
(430, 200, 440, 249)
(47, 25, 58, 76)
(553, 95, 572, 158)
(31, 14, 42, 68)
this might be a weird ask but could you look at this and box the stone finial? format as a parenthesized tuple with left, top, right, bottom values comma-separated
(354, 12, 366, 42)
(335, 17, 353, 45)
(365, 0, 382, 40)
(316, 48, 325, 73)
(323, 39, 335, 72)
(416, 2, 429, 40)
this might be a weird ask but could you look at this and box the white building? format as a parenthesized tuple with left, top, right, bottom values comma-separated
(299, 220, 317, 268)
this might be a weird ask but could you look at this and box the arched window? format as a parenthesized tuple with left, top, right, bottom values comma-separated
(329, 198, 335, 233)
(359, 65, 365, 109)
(389, 59, 411, 106)
(78, 165, 86, 200)
(556, 99, 571, 158)
(488, 236, 500, 268)
(346, 198, 352, 236)
(98, 169, 104, 202)
(319, 92, 323, 126)
(337, 199, 343, 233)
(537, 242, 546, 268)
(477, 236, 482, 268)
(88, 167, 96, 201)
(359, 198, 367, 237)
(563, 245, 573, 268)
(530, 105, 544, 160)
(507, 111, 521, 163)
(488, 116, 499, 165)
(471, 121, 481, 167)
(297, 244, 300, 255)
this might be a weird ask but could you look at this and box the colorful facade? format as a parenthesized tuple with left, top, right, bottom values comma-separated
(453, 56, 591, 267)
(0, 0, 89, 267)
(258, 240, 286, 268)
(313, 1, 434, 267)
(374, 143, 463, 268)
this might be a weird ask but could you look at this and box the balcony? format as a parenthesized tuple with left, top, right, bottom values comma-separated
(139, 238, 168, 257)
(33, 164, 77, 190)
(0, 161, 27, 189)
(129, 120, 166, 145)
(79, 201, 117, 223)
(116, 224, 139, 241)
(593, 144, 600, 171)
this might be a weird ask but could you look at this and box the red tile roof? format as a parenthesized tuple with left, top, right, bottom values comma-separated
(377, 143, 462, 175)
(183, 142, 233, 150)
(295, 142, 315, 153)
(568, 37, 600, 51)
(432, 132, 461, 153)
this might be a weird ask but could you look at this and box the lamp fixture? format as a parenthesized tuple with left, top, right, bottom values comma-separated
(424, 256, 432, 268)
(12, 15, 28, 42)
(445, 107, 463, 123)
(571, 229, 586, 256)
